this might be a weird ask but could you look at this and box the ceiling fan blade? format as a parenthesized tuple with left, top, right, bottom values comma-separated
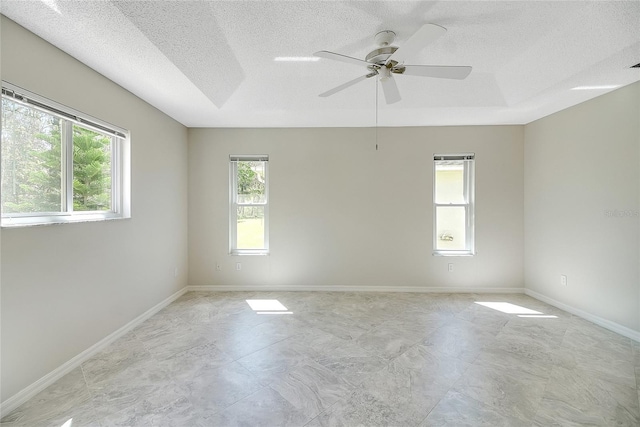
(319, 73, 375, 97)
(402, 65, 472, 80)
(380, 76, 401, 104)
(386, 23, 447, 65)
(314, 50, 369, 67)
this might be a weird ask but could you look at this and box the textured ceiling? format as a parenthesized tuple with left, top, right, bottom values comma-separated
(1, 1, 639, 128)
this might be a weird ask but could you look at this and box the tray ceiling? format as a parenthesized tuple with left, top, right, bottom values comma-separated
(1, 1, 639, 127)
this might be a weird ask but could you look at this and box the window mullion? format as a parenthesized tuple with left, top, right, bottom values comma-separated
(435, 203, 467, 208)
(463, 161, 469, 204)
(111, 137, 118, 214)
(264, 161, 269, 251)
(61, 120, 74, 213)
(465, 204, 470, 252)
(229, 162, 238, 253)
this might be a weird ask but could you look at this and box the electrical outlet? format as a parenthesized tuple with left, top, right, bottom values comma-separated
(236, 262, 242, 271)
(448, 263, 454, 272)
(174, 267, 178, 277)
(560, 275, 567, 286)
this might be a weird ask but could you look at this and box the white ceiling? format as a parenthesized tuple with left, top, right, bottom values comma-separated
(1, 1, 639, 128)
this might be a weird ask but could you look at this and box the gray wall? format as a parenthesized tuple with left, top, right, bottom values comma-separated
(524, 82, 640, 332)
(0, 17, 189, 401)
(188, 126, 524, 290)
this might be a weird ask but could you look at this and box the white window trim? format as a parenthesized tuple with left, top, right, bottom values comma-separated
(1, 81, 131, 227)
(229, 155, 269, 255)
(433, 153, 475, 256)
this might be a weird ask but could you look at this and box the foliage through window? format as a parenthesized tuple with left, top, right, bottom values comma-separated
(230, 156, 269, 254)
(2, 100, 63, 213)
(73, 125, 112, 211)
(434, 154, 475, 255)
(1, 83, 129, 226)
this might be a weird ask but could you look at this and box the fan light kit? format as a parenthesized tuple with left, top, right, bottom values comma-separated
(314, 24, 472, 104)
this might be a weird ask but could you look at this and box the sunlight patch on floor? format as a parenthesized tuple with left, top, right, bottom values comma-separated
(246, 299, 292, 314)
(475, 301, 558, 318)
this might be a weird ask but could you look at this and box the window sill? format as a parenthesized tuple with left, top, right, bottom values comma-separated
(1, 213, 128, 228)
(433, 251, 475, 257)
(230, 251, 269, 256)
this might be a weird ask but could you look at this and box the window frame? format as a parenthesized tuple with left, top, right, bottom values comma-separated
(229, 155, 269, 255)
(1, 81, 130, 227)
(433, 153, 475, 256)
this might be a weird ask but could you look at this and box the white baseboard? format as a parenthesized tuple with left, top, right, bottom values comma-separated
(525, 289, 640, 343)
(0, 287, 188, 417)
(187, 284, 525, 294)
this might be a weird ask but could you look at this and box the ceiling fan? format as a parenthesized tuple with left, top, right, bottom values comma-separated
(314, 24, 472, 104)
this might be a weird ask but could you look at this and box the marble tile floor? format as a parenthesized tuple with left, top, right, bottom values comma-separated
(2, 291, 639, 427)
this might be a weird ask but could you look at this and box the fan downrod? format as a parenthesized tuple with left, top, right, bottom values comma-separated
(374, 30, 396, 46)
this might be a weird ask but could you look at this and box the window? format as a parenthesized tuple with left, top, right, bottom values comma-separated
(1, 82, 130, 227)
(230, 155, 269, 254)
(434, 154, 475, 255)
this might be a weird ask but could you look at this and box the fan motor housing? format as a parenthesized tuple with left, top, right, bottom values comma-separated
(365, 46, 398, 65)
